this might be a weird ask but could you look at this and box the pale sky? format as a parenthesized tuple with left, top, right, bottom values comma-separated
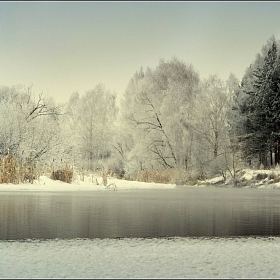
(1, 1, 280, 104)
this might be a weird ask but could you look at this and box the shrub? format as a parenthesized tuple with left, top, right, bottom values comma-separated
(255, 173, 268, 180)
(104, 157, 125, 179)
(21, 157, 38, 183)
(51, 163, 73, 183)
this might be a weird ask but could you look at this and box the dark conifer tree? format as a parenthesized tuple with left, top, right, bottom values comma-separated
(238, 39, 280, 167)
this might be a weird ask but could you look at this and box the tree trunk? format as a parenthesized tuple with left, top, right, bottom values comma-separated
(259, 151, 268, 168)
(277, 138, 280, 165)
(214, 131, 218, 158)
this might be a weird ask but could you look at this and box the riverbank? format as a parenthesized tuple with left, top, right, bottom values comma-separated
(0, 173, 176, 192)
(1, 168, 280, 191)
(196, 168, 280, 189)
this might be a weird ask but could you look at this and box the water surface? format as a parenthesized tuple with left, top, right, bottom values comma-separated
(1, 187, 280, 240)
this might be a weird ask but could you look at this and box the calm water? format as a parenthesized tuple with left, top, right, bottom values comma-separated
(1, 187, 280, 240)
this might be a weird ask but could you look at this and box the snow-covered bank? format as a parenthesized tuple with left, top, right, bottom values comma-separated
(197, 168, 280, 189)
(0, 174, 177, 192)
(1, 168, 280, 192)
(1, 236, 280, 278)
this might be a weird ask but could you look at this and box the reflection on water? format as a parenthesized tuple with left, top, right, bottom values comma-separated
(1, 187, 280, 240)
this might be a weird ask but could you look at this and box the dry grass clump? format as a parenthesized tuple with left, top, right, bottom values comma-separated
(136, 168, 188, 184)
(0, 153, 18, 184)
(0, 153, 38, 184)
(21, 157, 38, 183)
(136, 169, 169, 183)
(51, 163, 73, 183)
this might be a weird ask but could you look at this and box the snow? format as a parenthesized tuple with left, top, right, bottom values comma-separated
(1, 170, 280, 278)
(197, 168, 280, 189)
(1, 167, 280, 192)
(0, 174, 177, 192)
(1, 237, 280, 278)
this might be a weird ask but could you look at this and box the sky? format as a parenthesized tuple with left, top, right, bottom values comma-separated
(1, 1, 280, 104)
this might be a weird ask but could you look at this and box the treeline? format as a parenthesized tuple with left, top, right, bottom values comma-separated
(1, 35, 280, 184)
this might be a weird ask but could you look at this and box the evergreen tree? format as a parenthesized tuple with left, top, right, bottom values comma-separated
(238, 38, 280, 167)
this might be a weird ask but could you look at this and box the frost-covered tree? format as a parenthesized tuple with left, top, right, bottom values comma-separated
(182, 74, 239, 179)
(193, 75, 229, 158)
(0, 85, 66, 165)
(65, 84, 118, 170)
(119, 57, 200, 178)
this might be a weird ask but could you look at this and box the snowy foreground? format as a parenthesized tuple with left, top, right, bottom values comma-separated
(1, 237, 280, 278)
(2, 169, 280, 279)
